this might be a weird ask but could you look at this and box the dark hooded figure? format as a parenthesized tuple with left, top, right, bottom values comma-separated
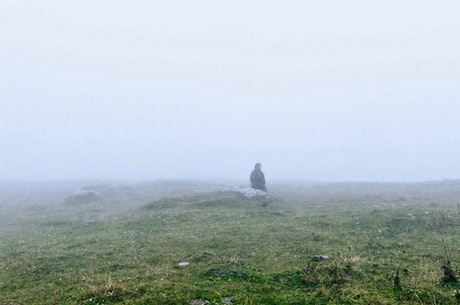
(250, 163, 266, 191)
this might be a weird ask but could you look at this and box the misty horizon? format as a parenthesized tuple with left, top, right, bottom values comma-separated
(1, 1, 459, 182)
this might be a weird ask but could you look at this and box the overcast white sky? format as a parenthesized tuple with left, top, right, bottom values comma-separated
(1, 1, 460, 182)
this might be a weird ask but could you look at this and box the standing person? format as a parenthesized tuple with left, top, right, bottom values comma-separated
(250, 163, 266, 191)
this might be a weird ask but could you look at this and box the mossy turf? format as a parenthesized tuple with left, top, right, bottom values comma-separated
(1, 183, 460, 304)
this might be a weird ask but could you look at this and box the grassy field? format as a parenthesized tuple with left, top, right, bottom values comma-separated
(1, 180, 460, 304)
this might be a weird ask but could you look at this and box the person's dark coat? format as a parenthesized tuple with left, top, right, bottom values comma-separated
(250, 163, 266, 191)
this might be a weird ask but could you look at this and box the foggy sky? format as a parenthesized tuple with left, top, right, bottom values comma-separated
(1, 1, 460, 182)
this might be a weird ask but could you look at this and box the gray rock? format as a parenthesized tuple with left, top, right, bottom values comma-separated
(221, 296, 236, 304)
(65, 190, 100, 204)
(313, 255, 330, 261)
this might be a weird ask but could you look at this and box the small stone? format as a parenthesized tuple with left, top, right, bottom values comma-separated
(313, 255, 330, 261)
(221, 296, 236, 304)
(178, 262, 189, 267)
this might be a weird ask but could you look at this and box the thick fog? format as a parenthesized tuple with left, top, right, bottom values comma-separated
(1, 1, 460, 182)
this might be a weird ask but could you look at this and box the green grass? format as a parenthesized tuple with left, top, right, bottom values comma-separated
(1, 183, 460, 304)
